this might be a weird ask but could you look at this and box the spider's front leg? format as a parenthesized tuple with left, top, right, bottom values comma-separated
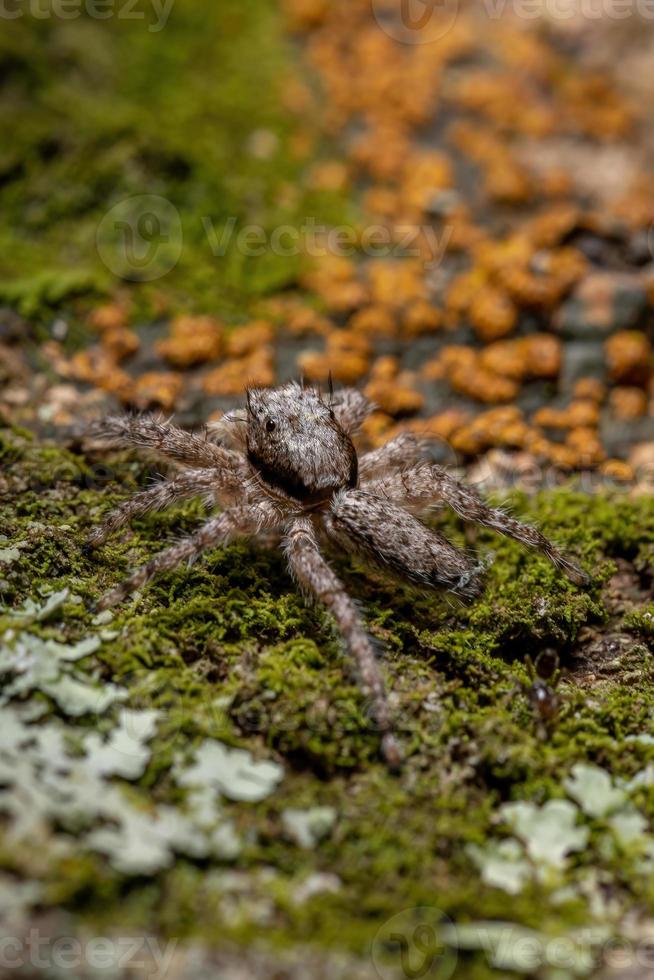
(283, 515, 402, 769)
(367, 464, 589, 587)
(88, 414, 244, 472)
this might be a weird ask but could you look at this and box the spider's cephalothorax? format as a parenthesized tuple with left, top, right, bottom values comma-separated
(87, 382, 589, 769)
(245, 385, 357, 505)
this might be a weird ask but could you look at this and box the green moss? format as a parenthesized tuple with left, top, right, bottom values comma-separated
(2, 427, 654, 972)
(0, 1, 354, 323)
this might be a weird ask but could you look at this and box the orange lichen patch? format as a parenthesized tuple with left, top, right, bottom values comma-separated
(533, 400, 601, 430)
(282, 0, 329, 30)
(328, 330, 371, 359)
(461, 238, 583, 313)
(348, 305, 397, 337)
(87, 301, 129, 333)
(366, 259, 428, 309)
(541, 247, 588, 291)
(443, 268, 488, 325)
(359, 411, 394, 448)
(402, 300, 442, 337)
(573, 378, 606, 404)
(421, 357, 445, 383)
(537, 169, 574, 199)
(565, 427, 606, 466)
(323, 281, 370, 313)
(605, 331, 652, 386)
(69, 348, 133, 401)
(224, 320, 274, 357)
(545, 443, 583, 471)
(202, 349, 275, 397)
(449, 362, 519, 405)
(101, 327, 140, 363)
(399, 150, 453, 215)
(369, 355, 399, 381)
(612, 183, 654, 230)
(450, 406, 524, 455)
(132, 372, 183, 411)
(561, 75, 632, 139)
(441, 216, 487, 254)
(478, 340, 526, 380)
(468, 286, 518, 342)
(349, 123, 412, 182)
(301, 254, 357, 287)
(156, 315, 223, 369)
(298, 350, 369, 385)
(388, 409, 471, 444)
(436, 345, 477, 375)
(609, 386, 648, 420)
(283, 304, 333, 337)
(567, 400, 602, 428)
(448, 120, 534, 203)
(524, 334, 561, 379)
(297, 329, 371, 385)
(484, 161, 533, 205)
(364, 376, 424, 417)
(478, 335, 561, 381)
(472, 235, 533, 276)
(494, 420, 536, 449)
(600, 459, 635, 483)
(524, 205, 581, 248)
(362, 186, 400, 220)
(497, 263, 564, 310)
(308, 160, 350, 191)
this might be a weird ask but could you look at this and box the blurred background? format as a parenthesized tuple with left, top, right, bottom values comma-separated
(1, 0, 653, 484)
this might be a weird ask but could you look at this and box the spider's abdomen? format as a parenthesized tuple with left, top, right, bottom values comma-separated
(329, 489, 485, 599)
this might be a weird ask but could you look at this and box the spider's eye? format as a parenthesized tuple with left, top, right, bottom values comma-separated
(266, 418, 276, 433)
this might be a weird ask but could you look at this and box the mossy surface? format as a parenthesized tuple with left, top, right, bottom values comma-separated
(2, 428, 653, 977)
(0, 0, 351, 327)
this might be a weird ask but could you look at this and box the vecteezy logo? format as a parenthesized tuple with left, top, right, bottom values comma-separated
(371, 907, 457, 980)
(371, 0, 459, 45)
(96, 194, 183, 282)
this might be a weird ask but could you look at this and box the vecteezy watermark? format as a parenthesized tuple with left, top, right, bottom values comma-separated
(96, 195, 183, 283)
(481, 0, 654, 19)
(95, 203, 454, 281)
(0, 932, 177, 978)
(371, 0, 654, 41)
(371, 907, 458, 980)
(371, 0, 460, 45)
(0, 0, 174, 31)
(372, 914, 654, 978)
(202, 215, 453, 265)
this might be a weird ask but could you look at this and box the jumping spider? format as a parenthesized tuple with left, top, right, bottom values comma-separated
(87, 382, 588, 768)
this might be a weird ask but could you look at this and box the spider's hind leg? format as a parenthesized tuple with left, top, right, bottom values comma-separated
(86, 469, 219, 549)
(284, 515, 402, 769)
(96, 503, 278, 610)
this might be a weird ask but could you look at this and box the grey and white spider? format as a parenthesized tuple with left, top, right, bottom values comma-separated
(87, 381, 589, 768)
